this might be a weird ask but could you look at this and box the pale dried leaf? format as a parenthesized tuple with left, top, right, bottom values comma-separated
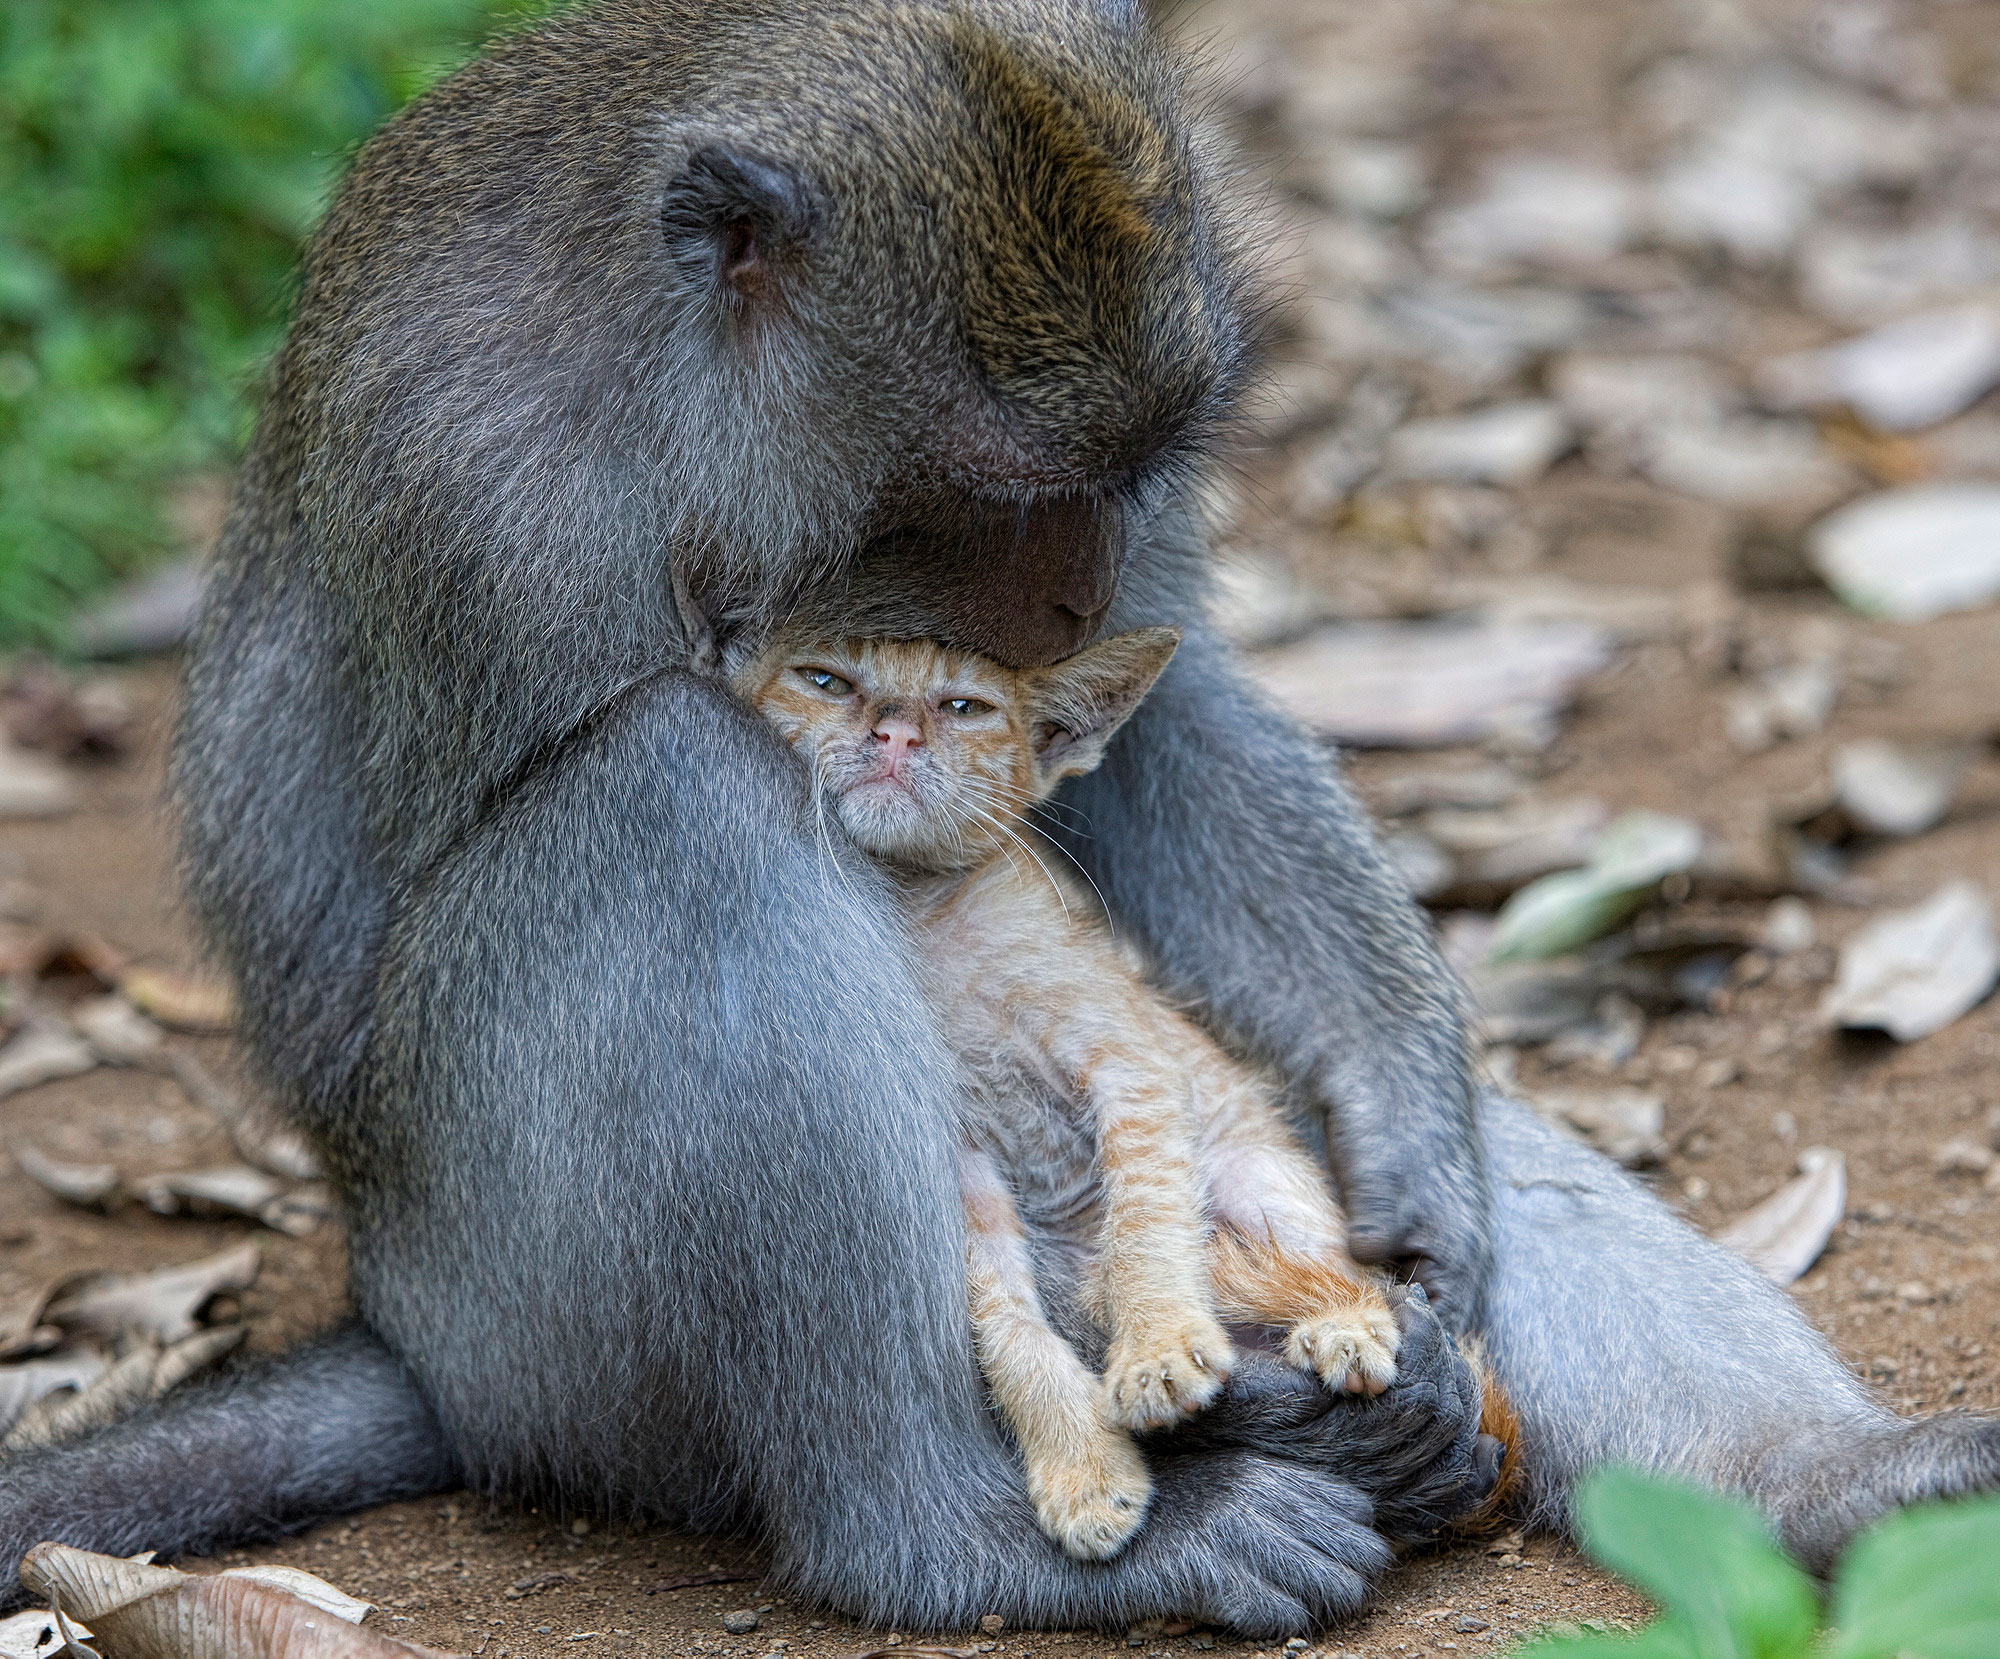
(0, 1029, 96, 1101)
(46, 1244, 260, 1345)
(0, 745, 76, 820)
(166, 1055, 321, 1183)
(215, 1569, 369, 1625)
(116, 970, 235, 1035)
(0, 1331, 241, 1454)
(1715, 1148, 1847, 1285)
(1249, 620, 1613, 748)
(259, 1187, 336, 1238)
(1810, 485, 2000, 621)
(135, 1166, 284, 1223)
(1820, 881, 2000, 1040)
(1831, 740, 1968, 837)
(19, 1545, 456, 1658)
(0, 1606, 93, 1659)
(71, 998, 162, 1066)
(0, 1354, 104, 1440)
(13, 1148, 119, 1212)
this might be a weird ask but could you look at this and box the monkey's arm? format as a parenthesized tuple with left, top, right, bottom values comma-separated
(1055, 605, 1491, 1324)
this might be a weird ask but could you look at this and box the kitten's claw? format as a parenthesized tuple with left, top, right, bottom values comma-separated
(1286, 1297, 1402, 1397)
(1026, 1424, 1152, 1560)
(1102, 1316, 1236, 1431)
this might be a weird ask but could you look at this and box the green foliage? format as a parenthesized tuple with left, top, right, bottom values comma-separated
(0, 0, 545, 644)
(1514, 1469, 2000, 1659)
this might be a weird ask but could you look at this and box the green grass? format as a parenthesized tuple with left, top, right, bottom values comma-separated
(0, 0, 549, 646)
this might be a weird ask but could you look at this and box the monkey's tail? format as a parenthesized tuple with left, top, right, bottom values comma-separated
(1456, 1339, 1524, 1533)
(0, 1320, 457, 1611)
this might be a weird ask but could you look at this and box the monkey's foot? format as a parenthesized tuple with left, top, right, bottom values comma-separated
(1286, 1297, 1401, 1396)
(1026, 1427, 1153, 1561)
(1102, 1315, 1235, 1432)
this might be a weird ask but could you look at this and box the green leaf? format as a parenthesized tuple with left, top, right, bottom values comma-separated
(1571, 1469, 1820, 1659)
(1824, 1494, 2000, 1659)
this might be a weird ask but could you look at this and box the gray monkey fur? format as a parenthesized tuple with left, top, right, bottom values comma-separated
(3, 0, 1996, 1634)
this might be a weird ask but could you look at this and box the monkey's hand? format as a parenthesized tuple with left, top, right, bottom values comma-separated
(1159, 1285, 1501, 1545)
(1324, 1057, 1494, 1330)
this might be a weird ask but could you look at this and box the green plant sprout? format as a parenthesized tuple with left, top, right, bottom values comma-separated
(1512, 1468, 2000, 1659)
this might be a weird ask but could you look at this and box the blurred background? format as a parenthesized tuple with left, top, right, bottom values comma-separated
(0, 0, 547, 646)
(1, 0, 1999, 1652)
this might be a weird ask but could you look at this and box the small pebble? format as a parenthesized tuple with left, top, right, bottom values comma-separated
(722, 1610, 761, 1635)
(1455, 1616, 1490, 1633)
(569, 1518, 591, 1537)
(979, 1615, 1006, 1635)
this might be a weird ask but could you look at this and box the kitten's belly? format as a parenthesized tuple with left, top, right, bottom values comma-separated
(957, 1045, 1102, 1246)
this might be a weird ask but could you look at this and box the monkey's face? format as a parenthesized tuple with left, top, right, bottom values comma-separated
(734, 627, 1178, 872)
(645, 5, 1262, 668)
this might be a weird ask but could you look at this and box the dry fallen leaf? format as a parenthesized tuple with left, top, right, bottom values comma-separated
(115, 970, 235, 1035)
(0, 1603, 92, 1658)
(134, 1166, 284, 1223)
(71, 997, 163, 1066)
(0, 1029, 97, 1102)
(12, 1148, 120, 1212)
(1528, 1087, 1667, 1168)
(1820, 880, 2000, 1040)
(0, 1355, 104, 1441)
(46, 1245, 260, 1346)
(166, 1055, 322, 1184)
(1714, 1148, 1847, 1286)
(2, 1330, 243, 1454)
(0, 744, 76, 820)
(19, 1544, 456, 1658)
(0, 1282, 66, 1364)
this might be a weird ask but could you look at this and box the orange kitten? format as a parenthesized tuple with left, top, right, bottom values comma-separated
(731, 628, 1400, 1561)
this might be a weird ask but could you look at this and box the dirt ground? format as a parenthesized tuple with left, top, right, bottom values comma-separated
(7, 0, 2000, 1652)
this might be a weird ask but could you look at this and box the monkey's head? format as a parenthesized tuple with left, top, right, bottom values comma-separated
(733, 625, 1180, 870)
(301, 0, 1265, 670)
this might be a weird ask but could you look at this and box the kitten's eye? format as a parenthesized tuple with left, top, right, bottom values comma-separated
(796, 666, 853, 696)
(941, 697, 993, 718)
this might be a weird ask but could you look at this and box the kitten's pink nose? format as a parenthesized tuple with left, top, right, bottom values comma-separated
(870, 714, 924, 758)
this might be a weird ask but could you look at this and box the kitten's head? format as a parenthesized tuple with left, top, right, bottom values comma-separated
(733, 627, 1181, 870)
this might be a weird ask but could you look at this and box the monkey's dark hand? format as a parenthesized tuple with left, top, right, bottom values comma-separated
(1325, 1065, 1494, 1330)
(1157, 1286, 1500, 1545)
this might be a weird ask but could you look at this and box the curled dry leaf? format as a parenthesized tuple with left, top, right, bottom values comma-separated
(46, 1244, 260, 1346)
(1528, 1087, 1666, 1168)
(115, 970, 235, 1036)
(13, 1148, 119, 1212)
(135, 1166, 284, 1223)
(166, 1055, 321, 1184)
(0, 1603, 93, 1658)
(2, 1329, 243, 1454)
(19, 1544, 456, 1658)
(0, 1354, 104, 1441)
(71, 998, 162, 1066)
(1714, 1148, 1847, 1286)
(0, 1029, 97, 1102)
(0, 1282, 65, 1364)
(1820, 880, 2000, 1041)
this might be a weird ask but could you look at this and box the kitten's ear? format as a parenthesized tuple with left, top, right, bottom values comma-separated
(1028, 627, 1181, 788)
(661, 142, 817, 310)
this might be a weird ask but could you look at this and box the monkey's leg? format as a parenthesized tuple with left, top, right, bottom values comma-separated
(1056, 590, 1489, 1323)
(0, 1323, 454, 1604)
(342, 673, 1412, 1636)
(960, 1148, 1150, 1561)
(1478, 1090, 2000, 1569)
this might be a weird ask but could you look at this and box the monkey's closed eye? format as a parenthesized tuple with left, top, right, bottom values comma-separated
(941, 697, 994, 717)
(796, 667, 853, 696)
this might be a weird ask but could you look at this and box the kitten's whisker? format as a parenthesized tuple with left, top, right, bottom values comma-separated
(961, 779, 1116, 934)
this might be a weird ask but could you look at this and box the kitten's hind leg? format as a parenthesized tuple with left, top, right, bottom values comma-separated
(960, 1148, 1151, 1561)
(1210, 1229, 1401, 1397)
(1198, 1085, 1400, 1396)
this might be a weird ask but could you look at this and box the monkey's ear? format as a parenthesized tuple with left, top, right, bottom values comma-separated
(660, 144, 816, 308)
(1027, 627, 1181, 788)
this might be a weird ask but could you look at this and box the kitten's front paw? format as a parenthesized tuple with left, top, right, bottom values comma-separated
(1026, 1426, 1153, 1561)
(1286, 1294, 1401, 1397)
(1102, 1315, 1236, 1431)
